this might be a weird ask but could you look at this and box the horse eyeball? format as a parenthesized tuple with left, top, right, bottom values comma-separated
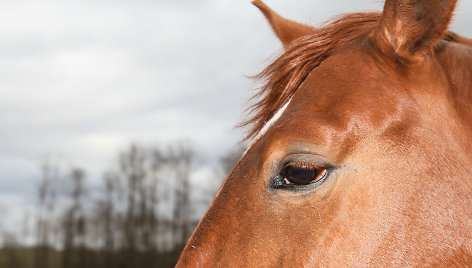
(283, 164, 327, 185)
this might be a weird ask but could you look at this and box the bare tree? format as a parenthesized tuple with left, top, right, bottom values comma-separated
(119, 144, 146, 267)
(95, 171, 119, 268)
(197, 145, 246, 201)
(219, 145, 246, 178)
(61, 168, 87, 268)
(115, 142, 196, 264)
(139, 147, 165, 265)
(20, 142, 219, 268)
(117, 144, 167, 267)
(169, 143, 194, 248)
(35, 161, 59, 268)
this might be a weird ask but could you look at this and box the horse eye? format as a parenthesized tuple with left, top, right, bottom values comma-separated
(282, 164, 328, 186)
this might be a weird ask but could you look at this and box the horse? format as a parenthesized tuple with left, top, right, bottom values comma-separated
(178, 0, 472, 266)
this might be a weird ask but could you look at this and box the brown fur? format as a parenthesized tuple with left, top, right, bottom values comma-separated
(242, 10, 471, 140)
(178, 0, 472, 266)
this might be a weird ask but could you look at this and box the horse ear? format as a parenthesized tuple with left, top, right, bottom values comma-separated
(252, 0, 316, 49)
(373, 0, 458, 60)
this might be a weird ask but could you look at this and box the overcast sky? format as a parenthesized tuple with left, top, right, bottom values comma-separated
(1, 0, 471, 232)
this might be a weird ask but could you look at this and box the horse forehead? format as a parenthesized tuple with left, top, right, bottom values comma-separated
(286, 53, 402, 130)
(261, 53, 421, 161)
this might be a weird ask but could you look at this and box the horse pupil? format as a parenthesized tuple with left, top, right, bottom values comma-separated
(286, 166, 316, 185)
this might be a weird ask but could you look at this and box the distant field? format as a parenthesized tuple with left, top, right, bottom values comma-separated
(0, 247, 181, 268)
(0, 247, 61, 268)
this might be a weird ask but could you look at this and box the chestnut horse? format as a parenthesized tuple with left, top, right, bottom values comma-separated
(178, 0, 472, 266)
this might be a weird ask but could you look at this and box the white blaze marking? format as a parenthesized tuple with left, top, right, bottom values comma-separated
(243, 98, 292, 156)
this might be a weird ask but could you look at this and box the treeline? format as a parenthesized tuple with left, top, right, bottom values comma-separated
(0, 143, 244, 268)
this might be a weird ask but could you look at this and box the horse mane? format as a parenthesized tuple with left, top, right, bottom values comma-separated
(241, 12, 380, 140)
(242, 11, 472, 141)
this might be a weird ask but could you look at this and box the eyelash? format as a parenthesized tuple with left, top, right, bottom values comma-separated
(283, 162, 324, 170)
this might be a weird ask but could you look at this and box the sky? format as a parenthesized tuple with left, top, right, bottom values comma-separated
(1, 0, 471, 234)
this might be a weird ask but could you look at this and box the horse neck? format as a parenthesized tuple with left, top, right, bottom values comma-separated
(437, 41, 472, 131)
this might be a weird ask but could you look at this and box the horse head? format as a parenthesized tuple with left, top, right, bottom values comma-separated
(178, 0, 472, 266)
